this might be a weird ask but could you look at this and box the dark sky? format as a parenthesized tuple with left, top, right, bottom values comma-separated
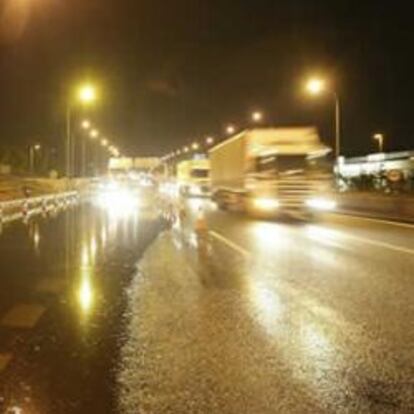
(0, 0, 413, 157)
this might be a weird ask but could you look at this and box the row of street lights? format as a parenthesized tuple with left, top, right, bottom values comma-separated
(161, 76, 386, 163)
(161, 111, 265, 162)
(66, 83, 122, 177)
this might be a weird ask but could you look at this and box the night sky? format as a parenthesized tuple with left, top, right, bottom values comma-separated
(0, 0, 413, 157)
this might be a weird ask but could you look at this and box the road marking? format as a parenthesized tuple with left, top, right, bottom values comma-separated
(1, 304, 45, 329)
(336, 212, 414, 230)
(0, 353, 12, 372)
(209, 230, 251, 258)
(340, 231, 414, 256)
(210, 224, 414, 260)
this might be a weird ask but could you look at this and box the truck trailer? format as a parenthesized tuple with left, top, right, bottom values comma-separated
(209, 127, 336, 217)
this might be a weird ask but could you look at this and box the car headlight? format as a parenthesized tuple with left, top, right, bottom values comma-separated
(306, 198, 336, 211)
(253, 198, 280, 210)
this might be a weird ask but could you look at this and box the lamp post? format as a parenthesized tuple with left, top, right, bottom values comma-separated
(66, 84, 97, 178)
(29, 144, 41, 175)
(306, 78, 341, 159)
(373, 133, 384, 153)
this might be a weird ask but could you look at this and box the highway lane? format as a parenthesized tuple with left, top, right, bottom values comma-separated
(0, 193, 163, 413)
(118, 198, 414, 413)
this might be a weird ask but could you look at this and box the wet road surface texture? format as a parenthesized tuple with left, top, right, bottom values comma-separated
(1, 193, 414, 413)
(0, 194, 163, 413)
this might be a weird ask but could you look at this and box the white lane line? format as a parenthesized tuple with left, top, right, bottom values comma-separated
(0, 353, 12, 372)
(335, 212, 414, 230)
(339, 231, 414, 256)
(209, 230, 251, 258)
(1, 304, 46, 329)
(211, 225, 414, 259)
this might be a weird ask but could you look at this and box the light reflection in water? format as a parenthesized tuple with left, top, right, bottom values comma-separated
(248, 284, 283, 337)
(78, 273, 94, 315)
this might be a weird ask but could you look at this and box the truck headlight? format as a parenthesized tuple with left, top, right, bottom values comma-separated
(306, 198, 336, 211)
(253, 198, 280, 210)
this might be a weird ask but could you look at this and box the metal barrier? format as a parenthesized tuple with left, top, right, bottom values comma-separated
(0, 191, 78, 223)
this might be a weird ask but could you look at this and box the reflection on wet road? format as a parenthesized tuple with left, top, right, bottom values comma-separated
(1, 193, 414, 413)
(118, 199, 414, 413)
(0, 194, 162, 413)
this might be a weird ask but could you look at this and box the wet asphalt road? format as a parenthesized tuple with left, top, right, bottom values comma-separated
(1, 193, 414, 413)
(0, 193, 163, 413)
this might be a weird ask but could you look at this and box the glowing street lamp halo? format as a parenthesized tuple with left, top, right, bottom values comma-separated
(81, 119, 91, 129)
(306, 77, 326, 95)
(226, 125, 236, 135)
(101, 138, 108, 147)
(252, 111, 263, 122)
(78, 84, 97, 104)
(206, 136, 214, 145)
(192, 142, 199, 151)
(90, 129, 99, 139)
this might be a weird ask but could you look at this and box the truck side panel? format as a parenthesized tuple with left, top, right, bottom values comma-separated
(210, 136, 246, 192)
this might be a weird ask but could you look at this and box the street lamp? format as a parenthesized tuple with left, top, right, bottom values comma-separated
(373, 133, 384, 153)
(101, 138, 108, 147)
(78, 85, 97, 104)
(90, 129, 99, 139)
(192, 142, 199, 151)
(183, 146, 189, 153)
(29, 144, 41, 175)
(81, 120, 91, 129)
(206, 136, 214, 145)
(306, 77, 341, 159)
(226, 125, 236, 135)
(252, 111, 263, 123)
(66, 83, 97, 177)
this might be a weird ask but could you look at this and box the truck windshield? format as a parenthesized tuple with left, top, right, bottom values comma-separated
(191, 169, 210, 178)
(255, 154, 331, 174)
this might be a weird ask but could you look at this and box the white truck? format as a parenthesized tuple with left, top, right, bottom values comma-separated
(209, 127, 336, 217)
(176, 159, 211, 197)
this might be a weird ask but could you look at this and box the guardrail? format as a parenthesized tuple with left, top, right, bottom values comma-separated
(336, 192, 414, 223)
(0, 191, 78, 224)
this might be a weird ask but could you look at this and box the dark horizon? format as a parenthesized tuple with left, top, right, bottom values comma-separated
(1, 0, 413, 159)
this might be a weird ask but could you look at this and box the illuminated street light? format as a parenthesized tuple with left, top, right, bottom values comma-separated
(78, 84, 97, 104)
(226, 125, 236, 135)
(206, 136, 214, 145)
(306, 78, 325, 95)
(305, 76, 341, 159)
(373, 133, 384, 153)
(66, 82, 98, 177)
(252, 111, 263, 123)
(90, 129, 99, 139)
(192, 142, 199, 151)
(101, 138, 108, 147)
(176, 150, 181, 155)
(183, 146, 189, 153)
(81, 120, 91, 129)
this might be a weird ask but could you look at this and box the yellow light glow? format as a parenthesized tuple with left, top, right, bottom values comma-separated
(79, 277, 93, 314)
(82, 120, 91, 129)
(226, 125, 236, 135)
(90, 129, 99, 139)
(101, 138, 108, 147)
(306, 78, 325, 95)
(78, 84, 96, 104)
(192, 142, 199, 150)
(253, 197, 280, 211)
(206, 137, 214, 145)
(183, 146, 189, 153)
(252, 111, 263, 122)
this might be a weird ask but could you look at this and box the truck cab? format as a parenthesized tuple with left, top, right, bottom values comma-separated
(176, 159, 211, 197)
